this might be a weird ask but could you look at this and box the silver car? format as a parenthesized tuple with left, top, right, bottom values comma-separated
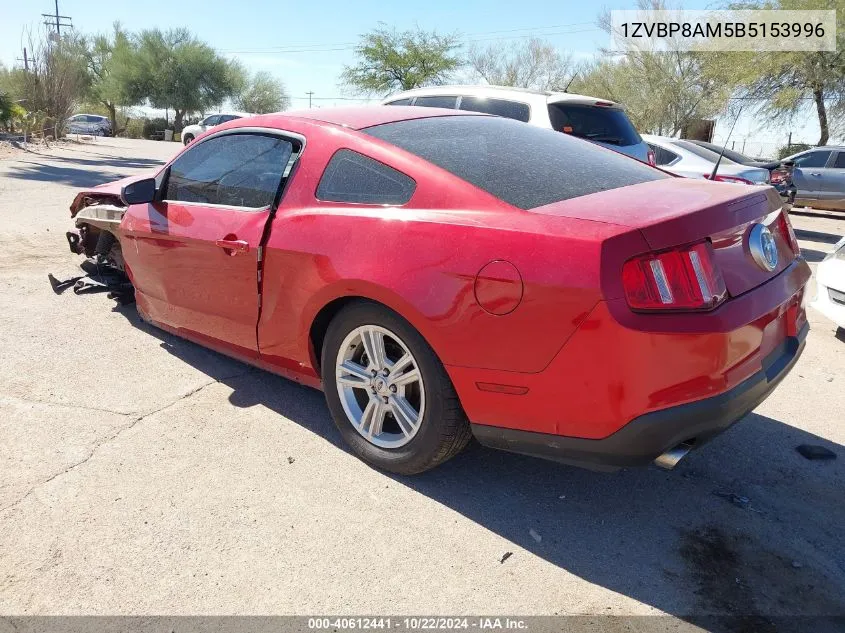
(644, 135, 770, 185)
(66, 114, 112, 136)
(783, 146, 845, 211)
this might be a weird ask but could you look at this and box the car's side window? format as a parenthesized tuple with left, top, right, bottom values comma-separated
(458, 96, 530, 122)
(794, 151, 831, 168)
(386, 98, 412, 106)
(413, 96, 458, 109)
(316, 149, 416, 205)
(203, 115, 220, 126)
(165, 133, 294, 209)
(833, 152, 845, 169)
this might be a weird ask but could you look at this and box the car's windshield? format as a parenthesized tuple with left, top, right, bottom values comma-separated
(547, 103, 641, 147)
(365, 115, 667, 210)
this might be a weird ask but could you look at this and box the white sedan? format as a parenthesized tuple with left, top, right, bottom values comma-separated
(812, 236, 845, 330)
(644, 134, 770, 185)
(181, 112, 253, 145)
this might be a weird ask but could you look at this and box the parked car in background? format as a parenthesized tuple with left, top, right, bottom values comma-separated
(383, 85, 654, 164)
(686, 140, 776, 168)
(812, 236, 845, 330)
(686, 140, 796, 206)
(781, 146, 845, 211)
(66, 114, 112, 137)
(644, 135, 770, 185)
(181, 112, 253, 145)
(65, 107, 809, 475)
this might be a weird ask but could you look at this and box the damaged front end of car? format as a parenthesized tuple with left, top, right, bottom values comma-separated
(49, 186, 134, 302)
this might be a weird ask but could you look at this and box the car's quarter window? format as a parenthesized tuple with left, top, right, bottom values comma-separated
(386, 98, 412, 106)
(316, 149, 416, 205)
(793, 151, 831, 168)
(458, 97, 530, 122)
(164, 133, 294, 209)
(413, 96, 458, 109)
(364, 116, 668, 210)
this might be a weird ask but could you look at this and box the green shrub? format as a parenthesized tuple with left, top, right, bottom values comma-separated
(142, 117, 169, 139)
(123, 118, 144, 139)
(778, 143, 812, 159)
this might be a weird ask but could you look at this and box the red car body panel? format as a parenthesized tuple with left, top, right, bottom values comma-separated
(71, 108, 810, 461)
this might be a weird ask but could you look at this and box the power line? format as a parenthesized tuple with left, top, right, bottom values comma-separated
(221, 21, 601, 54)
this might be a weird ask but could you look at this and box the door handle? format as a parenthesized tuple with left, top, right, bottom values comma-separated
(216, 238, 250, 254)
(809, 172, 822, 176)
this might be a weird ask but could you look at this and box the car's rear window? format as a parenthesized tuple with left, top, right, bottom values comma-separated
(547, 103, 641, 147)
(364, 116, 668, 210)
(670, 139, 738, 165)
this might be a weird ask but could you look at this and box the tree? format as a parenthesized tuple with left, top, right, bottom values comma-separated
(703, 0, 845, 145)
(83, 24, 137, 133)
(9, 29, 90, 138)
(235, 71, 290, 113)
(573, 0, 731, 135)
(124, 28, 245, 130)
(340, 25, 462, 95)
(467, 38, 574, 91)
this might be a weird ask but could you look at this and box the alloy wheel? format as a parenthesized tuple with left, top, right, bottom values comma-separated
(335, 324, 425, 449)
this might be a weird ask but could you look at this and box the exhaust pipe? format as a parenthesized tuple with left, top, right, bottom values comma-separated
(654, 442, 694, 470)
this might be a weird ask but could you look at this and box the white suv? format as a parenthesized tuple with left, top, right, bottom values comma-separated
(181, 112, 253, 145)
(382, 85, 653, 165)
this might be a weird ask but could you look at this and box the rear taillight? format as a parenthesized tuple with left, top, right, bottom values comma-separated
(647, 149, 656, 167)
(703, 174, 754, 185)
(622, 241, 727, 312)
(776, 211, 800, 256)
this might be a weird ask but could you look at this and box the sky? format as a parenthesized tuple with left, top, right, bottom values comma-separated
(0, 0, 828, 157)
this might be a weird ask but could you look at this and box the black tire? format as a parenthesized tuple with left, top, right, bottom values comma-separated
(321, 301, 472, 475)
(183, 134, 194, 145)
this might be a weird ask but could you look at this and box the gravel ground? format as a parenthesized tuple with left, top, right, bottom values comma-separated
(0, 137, 843, 629)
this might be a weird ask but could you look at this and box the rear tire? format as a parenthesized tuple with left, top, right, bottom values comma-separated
(183, 134, 194, 145)
(321, 301, 471, 475)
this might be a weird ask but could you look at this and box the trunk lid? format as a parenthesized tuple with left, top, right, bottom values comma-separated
(530, 178, 796, 298)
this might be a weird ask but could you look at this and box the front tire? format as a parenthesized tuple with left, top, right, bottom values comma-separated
(183, 134, 194, 145)
(321, 301, 471, 475)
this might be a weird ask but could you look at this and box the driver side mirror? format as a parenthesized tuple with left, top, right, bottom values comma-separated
(121, 177, 157, 205)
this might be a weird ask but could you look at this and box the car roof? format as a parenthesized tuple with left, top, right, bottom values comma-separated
(205, 111, 254, 118)
(242, 106, 484, 131)
(381, 85, 620, 108)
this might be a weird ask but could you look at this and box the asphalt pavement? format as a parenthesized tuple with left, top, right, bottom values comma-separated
(0, 138, 843, 627)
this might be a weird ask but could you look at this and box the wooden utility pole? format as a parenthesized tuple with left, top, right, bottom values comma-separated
(306, 91, 315, 108)
(41, 0, 73, 39)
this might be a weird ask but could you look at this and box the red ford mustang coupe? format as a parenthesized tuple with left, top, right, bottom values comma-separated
(66, 107, 810, 474)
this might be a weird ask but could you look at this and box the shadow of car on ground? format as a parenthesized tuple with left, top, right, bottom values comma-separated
(110, 302, 845, 633)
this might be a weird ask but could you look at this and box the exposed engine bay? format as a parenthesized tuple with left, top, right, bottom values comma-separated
(49, 192, 134, 302)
